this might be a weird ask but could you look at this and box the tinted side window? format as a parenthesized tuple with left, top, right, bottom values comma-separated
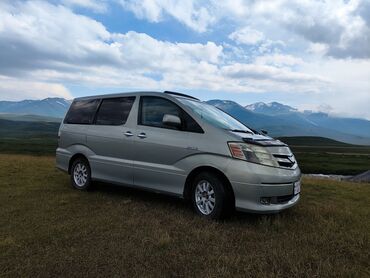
(182, 112, 204, 133)
(95, 97, 135, 125)
(64, 99, 99, 124)
(139, 96, 203, 133)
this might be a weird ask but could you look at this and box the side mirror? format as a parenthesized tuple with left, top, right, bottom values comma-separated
(162, 114, 181, 128)
(261, 129, 268, 135)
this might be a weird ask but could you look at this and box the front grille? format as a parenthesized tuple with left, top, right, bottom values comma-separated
(273, 154, 296, 168)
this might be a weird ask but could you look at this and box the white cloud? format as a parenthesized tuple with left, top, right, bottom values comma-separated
(122, 0, 370, 58)
(0, 0, 369, 118)
(112, 31, 223, 70)
(221, 63, 328, 95)
(0, 0, 114, 76)
(307, 43, 329, 56)
(300, 57, 370, 119)
(227, 0, 370, 59)
(0, 76, 72, 101)
(317, 104, 334, 114)
(118, 0, 162, 22)
(255, 54, 304, 67)
(118, 0, 214, 32)
(61, 0, 108, 13)
(278, 0, 370, 59)
(229, 27, 264, 45)
(0, 1, 324, 95)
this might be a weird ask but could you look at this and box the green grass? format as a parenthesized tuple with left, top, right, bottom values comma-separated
(0, 154, 369, 277)
(0, 119, 59, 155)
(292, 152, 370, 175)
(0, 136, 57, 155)
(0, 119, 60, 137)
(279, 137, 370, 175)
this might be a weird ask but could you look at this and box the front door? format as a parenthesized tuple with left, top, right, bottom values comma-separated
(133, 96, 203, 195)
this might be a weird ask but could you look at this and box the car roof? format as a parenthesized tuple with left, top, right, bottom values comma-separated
(73, 91, 200, 102)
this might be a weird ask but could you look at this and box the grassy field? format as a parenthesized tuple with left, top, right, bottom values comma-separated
(0, 137, 57, 155)
(0, 119, 59, 155)
(1, 154, 369, 277)
(279, 137, 370, 175)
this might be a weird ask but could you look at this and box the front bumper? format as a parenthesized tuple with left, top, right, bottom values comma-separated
(233, 181, 300, 213)
(225, 159, 301, 213)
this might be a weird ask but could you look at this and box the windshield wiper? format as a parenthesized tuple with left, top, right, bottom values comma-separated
(228, 129, 254, 134)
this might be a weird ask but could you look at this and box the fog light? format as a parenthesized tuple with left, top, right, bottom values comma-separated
(260, 197, 271, 205)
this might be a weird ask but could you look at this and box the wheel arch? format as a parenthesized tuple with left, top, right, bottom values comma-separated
(68, 153, 90, 174)
(183, 166, 235, 206)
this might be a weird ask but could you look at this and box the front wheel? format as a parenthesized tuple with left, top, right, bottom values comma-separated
(191, 172, 232, 219)
(70, 158, 91, 190)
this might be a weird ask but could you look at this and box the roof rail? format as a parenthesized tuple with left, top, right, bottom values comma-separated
(163, 91, 199, 101)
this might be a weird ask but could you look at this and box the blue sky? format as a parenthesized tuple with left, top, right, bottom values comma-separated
(0, 0, 369, 118)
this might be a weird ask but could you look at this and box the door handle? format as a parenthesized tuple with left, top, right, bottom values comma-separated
(138, 132, 146, 139)
(124, 131, 133, 137)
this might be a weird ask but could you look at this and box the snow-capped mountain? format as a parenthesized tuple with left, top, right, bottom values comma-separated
(0, 98, 71, 118)
(245, 101, 298, 115)
(207, 99, 370, 145)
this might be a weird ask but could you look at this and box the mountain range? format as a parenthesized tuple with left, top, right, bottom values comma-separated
(245, 101, 298, 115)
(0, 97, 369, 145)
(207, 100, 370, 145)
(0, 98, 71, 118)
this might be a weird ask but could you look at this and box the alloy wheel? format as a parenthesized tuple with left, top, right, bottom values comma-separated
(195, 180, 216, 215)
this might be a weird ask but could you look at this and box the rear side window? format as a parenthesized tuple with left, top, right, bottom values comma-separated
(139, 96, 203, 133)
(95, 97, 135, 125)
(64, 99, 99, 124)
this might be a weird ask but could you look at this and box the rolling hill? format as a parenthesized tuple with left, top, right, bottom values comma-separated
(0, 113, 62, 123)
(0, 119, 60, 138)
(277, 136, 353, 147)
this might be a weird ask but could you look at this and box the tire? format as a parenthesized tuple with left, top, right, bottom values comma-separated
(191, 172, 232, 220)
(70, 157, 92, 190)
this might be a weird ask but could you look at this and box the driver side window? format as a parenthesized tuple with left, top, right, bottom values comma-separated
(138, 96, 203, 133)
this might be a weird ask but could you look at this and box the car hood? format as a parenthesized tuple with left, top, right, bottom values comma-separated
(229, 131, 287, 147)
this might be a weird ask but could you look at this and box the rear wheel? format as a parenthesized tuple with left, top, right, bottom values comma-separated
(191, 172, 231, 219)
(70, 158, 91, 190)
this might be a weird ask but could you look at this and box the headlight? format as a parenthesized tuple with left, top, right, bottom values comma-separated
(228, 142, 278, 167)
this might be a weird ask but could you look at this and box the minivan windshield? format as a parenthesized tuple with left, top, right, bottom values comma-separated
(178, 98, 254, 133)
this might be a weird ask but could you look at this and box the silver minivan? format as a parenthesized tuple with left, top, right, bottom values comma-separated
(56, 91, 301, 219)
